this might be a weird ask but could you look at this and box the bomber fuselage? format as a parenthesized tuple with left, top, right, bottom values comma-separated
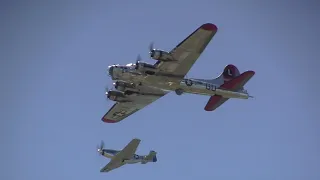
(107, 64, 249, 99)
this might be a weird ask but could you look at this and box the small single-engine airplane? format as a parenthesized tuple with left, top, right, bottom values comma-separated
(97, 138, 157, 173)
(102, 23, 255, 123)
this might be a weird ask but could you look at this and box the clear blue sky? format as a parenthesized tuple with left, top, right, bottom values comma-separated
(1, 1, 319, 179)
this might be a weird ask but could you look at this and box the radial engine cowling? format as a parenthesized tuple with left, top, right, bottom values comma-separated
(136, 62, 155, 70)
(135, 62, 159, 75)
(106, 90, 129, 102)
(113, 81, 135, 92)
(150, 50, 174, 62)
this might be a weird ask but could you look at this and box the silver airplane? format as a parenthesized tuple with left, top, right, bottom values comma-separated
(97, 138, 157, 173)
(102, 23, 255, 123)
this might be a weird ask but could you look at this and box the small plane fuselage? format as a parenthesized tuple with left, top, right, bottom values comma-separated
(99, 149, 156, 164)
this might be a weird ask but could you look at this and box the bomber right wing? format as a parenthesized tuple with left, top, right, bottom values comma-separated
(154, 23, 218, 80)
(102, 91, 168, 123)
(100, 138, 141, 172)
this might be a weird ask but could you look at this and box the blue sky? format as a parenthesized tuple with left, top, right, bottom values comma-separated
(1, 1, 319, 179)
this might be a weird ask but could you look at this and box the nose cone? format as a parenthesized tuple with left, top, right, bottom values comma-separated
(107, 65, 114, 76)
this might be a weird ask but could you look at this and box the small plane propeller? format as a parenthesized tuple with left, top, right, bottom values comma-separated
(97, 140, 105, 155)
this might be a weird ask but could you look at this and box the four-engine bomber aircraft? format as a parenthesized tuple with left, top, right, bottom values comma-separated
(97, 138, 157, 172)
(102, 23, 255, 123)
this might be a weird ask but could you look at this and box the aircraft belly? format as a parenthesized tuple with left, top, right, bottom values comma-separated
(182, 86, 216, 96)
(142, 76, 181, 90)
(123, 159, 140, 164)
(178, 80, 217, 96)
(178, 80, 251, 99)
(103, 153, 114, 158)
(120, 73, 144, 82)
(143, 76, 170, 85)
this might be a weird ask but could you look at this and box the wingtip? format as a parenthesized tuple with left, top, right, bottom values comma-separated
(201, 23, 218, 31)
(102, 118, 117, 123)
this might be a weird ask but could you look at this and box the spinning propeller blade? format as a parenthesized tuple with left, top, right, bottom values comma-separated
(105, 86, 113, 101)
(135, 54, 142, 69)
(149, 42, 154, 52)
(97, 140, 105, 155)
(105, 86, 109, 96)
(136, 54, 142, 63)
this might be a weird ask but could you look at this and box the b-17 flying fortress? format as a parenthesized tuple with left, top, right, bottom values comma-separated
(98, 23, 255, 172)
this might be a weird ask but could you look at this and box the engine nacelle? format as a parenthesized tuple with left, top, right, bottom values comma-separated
(106, 90, 130, 102)
(135, 62, 159, 75)
(150, 50, 174, 62)
(113, 81, 136, 92)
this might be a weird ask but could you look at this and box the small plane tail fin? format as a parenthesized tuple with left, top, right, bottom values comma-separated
(142, 150, 157, 164)
(204, 64, 255, 111)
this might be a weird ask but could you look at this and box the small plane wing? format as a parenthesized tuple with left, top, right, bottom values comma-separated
(154, 23, 218, 79)
(102, 92, 167, 123)
(100, 138, 141, 172)
(204, 71, 255, 111)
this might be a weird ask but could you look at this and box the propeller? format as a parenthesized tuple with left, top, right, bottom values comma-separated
(149, 42, 154, 52)
(104, 85, 112, 101)
(149, 42, 155, 56)
(105, 85, 109, 95)
(136, 54, 142, 63)
(135, 54, 142, 69)
(97, 140, 105, 155)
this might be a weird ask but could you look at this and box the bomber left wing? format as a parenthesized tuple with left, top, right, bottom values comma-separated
(154, 23, 218, 80)
(100, 138, 141, 172)
(102, 93, 167, 123)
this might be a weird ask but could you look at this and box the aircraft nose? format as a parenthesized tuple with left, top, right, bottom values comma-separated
(107, 65, 114, 77)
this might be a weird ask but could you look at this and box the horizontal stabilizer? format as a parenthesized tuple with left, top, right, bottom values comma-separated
(219, 70, 255, 90)
(204, 70, 255, 111)
(142, 151, 157, 164)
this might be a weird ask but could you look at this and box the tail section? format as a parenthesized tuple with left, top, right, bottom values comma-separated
(150, 151, 157, 162)
(204, 64, 255, 111)
(209, 64, 242, 86)
(142, 150, 157, 164)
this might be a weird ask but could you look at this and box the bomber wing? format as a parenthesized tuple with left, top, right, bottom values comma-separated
(100, 138, 141, 172)
(102, 91, 168, 123)
(154, 23, 218, 80)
